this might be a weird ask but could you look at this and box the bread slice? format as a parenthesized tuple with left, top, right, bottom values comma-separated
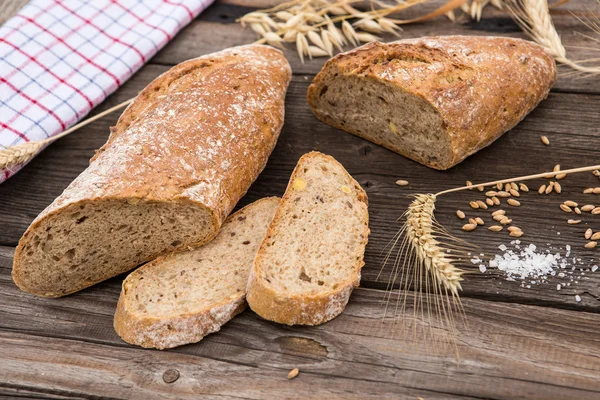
(307, 36, 556, 170)
(13, 45, 291, 297)
(114, 197, 279, 349)
(246, 152, 369, 325)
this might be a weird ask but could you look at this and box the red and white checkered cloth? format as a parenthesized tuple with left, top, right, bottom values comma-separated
(0, 0, 214, 183)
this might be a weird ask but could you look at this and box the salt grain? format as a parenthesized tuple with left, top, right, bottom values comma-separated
(575, 295, 582, 302)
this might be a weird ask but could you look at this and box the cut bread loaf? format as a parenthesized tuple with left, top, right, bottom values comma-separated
(12, 44, 291, 297)
(246, 152, 369, 325)
(114, 197, 280, 349)
(307, 36, 556, 170)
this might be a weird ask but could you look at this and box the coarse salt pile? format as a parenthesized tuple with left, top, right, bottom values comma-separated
(471, 241, 597, 295)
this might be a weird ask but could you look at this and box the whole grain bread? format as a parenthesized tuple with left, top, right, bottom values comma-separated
(12, 45, 291, 297)
(114, 197, 280, 349)
(246, 152, 369, 325)
(307, 36, 556, 170)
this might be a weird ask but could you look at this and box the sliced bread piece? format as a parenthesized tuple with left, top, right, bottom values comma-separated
(114, 197, 279, 349)
(307, 36, 556, 170)
(246, 152, 369, 325)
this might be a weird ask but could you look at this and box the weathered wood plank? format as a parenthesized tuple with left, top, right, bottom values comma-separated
(0, 67, 598, 311)
(151, 0, 600, 93)
(0, 252, 599, 399)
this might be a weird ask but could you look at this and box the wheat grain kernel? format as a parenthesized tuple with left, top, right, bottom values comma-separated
(492, 210, 506, 217)
(555, 173, 567, 180)
(470, 201, 479, 209)
(509, 189, 520, 197)
(469, 218, 477, 225)
(538, 184, 546, 194)
(476, 200, 488, 209)
(574, 207, 581, 215)
(541, 135, 550, 145)
(462, 223, 477, 232)
(504, 183, 511, 192)
(560, 204, 572, 213)
(567, 219, 581, 225)
(486, 198, 494, 206)
(507, 226, 521, 232)
(581, 205, 595, 212)
(497, 191, 511, 198)
(466, 180, 473, 189)
(592, 207, 600, 215)
(456, 210, 466, 219)
(496, 183, 503, 190)
(554, 164, 561, 172)
(507, 199, 520, 207)
(592, 232, 600, 241)
(594, 188, 600, 194)
(485, 191, 497, 197)
(509, 230, 524, 237)
(287, 368, 299, 379)
(493, 215, 505, 222)
(492, 196, 500, 205)
(477, 185, 484, 192)
(585, 228, 593, 240)
(545, 182, 554, 194)
(584, 188, 594, 194)
(500, 217, 512, 225)
(594, 170, 600, 177)
(475, 217, 485, 225)
(395, 179, 409, 186)
(489, 225, 503, 232)
(510, 182, 518, 191)
(519, 183, 529, 192)
(555, 182, 562, 193)
(564, 200, 578, 207)
(584, 241, 598, 249)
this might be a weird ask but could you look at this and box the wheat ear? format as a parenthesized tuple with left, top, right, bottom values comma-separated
(0, 99, 133, 171)
(382, 163, 600, 350)
(505, 0, 600, 74)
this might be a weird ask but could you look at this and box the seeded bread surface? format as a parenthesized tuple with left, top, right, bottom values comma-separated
(12, 45, 291, 297)
(307, 36, 556, 170)
(246, 152, 369, 325)
(114, 197, 280, 349)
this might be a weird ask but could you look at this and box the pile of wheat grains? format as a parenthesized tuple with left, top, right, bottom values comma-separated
(455, 166, 600, 303)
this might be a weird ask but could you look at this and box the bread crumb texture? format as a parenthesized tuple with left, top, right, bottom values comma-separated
(247, 152, 369, 325)
(114, 197, 280, 349)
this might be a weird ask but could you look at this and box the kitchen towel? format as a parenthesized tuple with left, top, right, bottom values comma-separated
(0, 0, 214, 183)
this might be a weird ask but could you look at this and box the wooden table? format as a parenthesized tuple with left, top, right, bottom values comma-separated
(1, 1, 599, 399)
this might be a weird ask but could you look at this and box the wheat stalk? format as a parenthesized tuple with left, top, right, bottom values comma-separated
(0, 99, 132, 171)
(505, 0, 600, 74)
(382, 163, 600, 349)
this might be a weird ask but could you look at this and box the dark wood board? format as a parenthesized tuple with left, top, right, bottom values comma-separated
(0, 1, 599, 399)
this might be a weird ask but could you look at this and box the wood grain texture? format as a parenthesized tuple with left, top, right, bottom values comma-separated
(1, 251, 599, 400)
(1, 0, 600, 398)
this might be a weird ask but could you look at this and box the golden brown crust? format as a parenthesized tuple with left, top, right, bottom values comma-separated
(246, 152, 369, 326)
(308, 36, 557, 170)
(12, 45, 292, 297)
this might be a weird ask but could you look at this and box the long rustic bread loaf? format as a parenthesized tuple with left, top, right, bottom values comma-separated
(307, 36, 556, 170)
(246, 152, 369, 325)
(12, 45, 291, 297)
(114, 197, 279, 349)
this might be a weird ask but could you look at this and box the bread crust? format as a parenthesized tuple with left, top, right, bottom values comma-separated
(246, 152, 369, 325)
(307, 36, 557, 170)
(13, 45, 291, 297)
(114, 197, 280, 349)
